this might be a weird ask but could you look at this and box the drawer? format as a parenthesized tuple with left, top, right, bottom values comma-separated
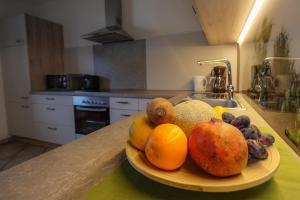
(138, 98, 152, 111)
(110, 109, 138, 123)
(109, 97, 139, 110)
(31, 95, 73, 105)
(32, 104, 74, 126)
(33, 122, 75, 144)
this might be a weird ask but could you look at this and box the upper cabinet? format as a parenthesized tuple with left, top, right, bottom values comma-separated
(0, 14, 27, 47)
(192, 0, 255, 45)
(0, 14, 64, 92)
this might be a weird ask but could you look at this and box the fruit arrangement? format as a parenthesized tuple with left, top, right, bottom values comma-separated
(128, 97, 275, 178)
(222, 113, 275, 164)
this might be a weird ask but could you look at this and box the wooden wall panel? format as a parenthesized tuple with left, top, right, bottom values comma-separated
(26, 15, 64, 91)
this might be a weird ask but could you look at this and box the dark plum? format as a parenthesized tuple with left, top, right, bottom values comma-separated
(222, 112, 235, 124)
(247, 139, 268, 160)
(249, 124, 262, 138)
(241, 125, 261, 140)
(258, 133, 275, 147)
(248, 153, 259, 164)
(231, 115, 250, 130)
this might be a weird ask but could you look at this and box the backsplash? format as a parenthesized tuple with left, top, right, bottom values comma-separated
(93, 40, 146, 90)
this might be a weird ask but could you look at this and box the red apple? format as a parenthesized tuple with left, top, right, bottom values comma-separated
(189, 119, 248, 177)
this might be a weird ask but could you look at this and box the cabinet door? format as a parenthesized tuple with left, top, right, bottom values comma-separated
(26, 15, 64, 91)
(6, 102, 33, 138)
(1, 45, 31, 102)
(33, 123, 75, 144)
(32, 104, 74, 126)
(0, 14, 26, 47)
(110, 109, 138, 123)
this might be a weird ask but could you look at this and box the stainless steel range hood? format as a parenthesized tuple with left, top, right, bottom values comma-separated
(81, 0, 133, 44)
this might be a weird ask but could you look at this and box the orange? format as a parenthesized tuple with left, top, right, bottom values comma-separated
(145, 124, 188, 170)
(129, 115, 155, 151)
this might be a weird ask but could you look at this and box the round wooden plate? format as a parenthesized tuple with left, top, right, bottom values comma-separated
(125, 141, 280, 192)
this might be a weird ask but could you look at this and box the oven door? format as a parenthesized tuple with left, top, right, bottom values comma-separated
(74, 106, 109, 137)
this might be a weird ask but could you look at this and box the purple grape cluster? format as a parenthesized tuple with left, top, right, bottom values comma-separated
(221, 112, 275, 164)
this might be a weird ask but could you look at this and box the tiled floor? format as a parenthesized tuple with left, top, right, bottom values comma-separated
(0, 139, 57, 172)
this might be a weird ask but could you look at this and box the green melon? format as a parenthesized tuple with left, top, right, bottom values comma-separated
(174, 100, 217, 137)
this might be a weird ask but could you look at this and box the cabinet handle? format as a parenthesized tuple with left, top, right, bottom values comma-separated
(121, 114, 131, 117)
(117, 101, 129, 104)
(47, 127, 57, 131)
(46, 97, 55, 101)
(21, 105, 30, 109)
(16, 39, 24, 44)
(20, 96, 29, 100)
(46, 107, 56, 111)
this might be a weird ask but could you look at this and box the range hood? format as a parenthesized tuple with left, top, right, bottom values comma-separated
(81, 0, 133, 44)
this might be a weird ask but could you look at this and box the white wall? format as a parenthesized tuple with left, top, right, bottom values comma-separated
(0, 0, 32, 19)
(0, 54, 8, 140)
(239, 0, 300, 91)
(146, 32, 238, 90)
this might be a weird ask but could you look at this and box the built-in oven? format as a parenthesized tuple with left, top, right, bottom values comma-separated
(73, 96, 110, 139)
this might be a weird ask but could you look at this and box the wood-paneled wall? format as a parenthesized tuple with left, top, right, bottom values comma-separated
(26, 14, 64, 91)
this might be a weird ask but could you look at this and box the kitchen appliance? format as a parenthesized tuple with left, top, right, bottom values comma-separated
(193, 76, 207, 92)
(211, 66, 226, 93)
(81, 75, 100, 91)
(46, 74, 82, 90)
(73, 96, 110, 138)
(81, 0, 133, 44)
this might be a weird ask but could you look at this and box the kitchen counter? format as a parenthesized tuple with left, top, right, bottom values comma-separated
(0, 93, 299, 200)
(31, 90, 191, 99)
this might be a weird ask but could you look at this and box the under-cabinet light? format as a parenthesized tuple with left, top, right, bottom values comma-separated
(237, 0, 265, 44)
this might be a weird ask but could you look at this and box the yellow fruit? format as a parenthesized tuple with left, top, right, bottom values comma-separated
(129, 116, 155, 151)
(145, 124, 188, 171)
(214, 106, 227, 120)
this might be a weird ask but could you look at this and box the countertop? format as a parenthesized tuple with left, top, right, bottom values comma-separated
(31, 90, 191, 99)
(0, 93, 299, 200)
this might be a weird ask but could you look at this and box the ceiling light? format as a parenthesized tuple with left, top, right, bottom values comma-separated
(237, 0, 265, 44)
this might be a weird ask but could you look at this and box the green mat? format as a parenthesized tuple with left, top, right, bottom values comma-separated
(81, 128, 300, 200)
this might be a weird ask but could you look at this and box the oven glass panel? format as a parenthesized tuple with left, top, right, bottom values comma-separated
(74, 106, 109, 135)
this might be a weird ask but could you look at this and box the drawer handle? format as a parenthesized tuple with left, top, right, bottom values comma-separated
(46, 107, 56, 111)
(117, 101, 130, 104)
(21, 105, 30, 109)
(46, 97, 55, 101)
(121, 114, 131, 117)
(47, 127, 57, 131)
(20, 96, 29, 100)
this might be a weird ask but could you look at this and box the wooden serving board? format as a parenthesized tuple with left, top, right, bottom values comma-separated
(125, 141, 280, 192)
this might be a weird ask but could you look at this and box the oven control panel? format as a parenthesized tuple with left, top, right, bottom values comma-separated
(73, 96, 109, 107)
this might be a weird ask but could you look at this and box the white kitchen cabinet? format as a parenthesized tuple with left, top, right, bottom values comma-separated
(1, 45, 31, 102)
(31, 94, 75, 144)
(110, 108, 138, 123)
(0, 14, 26, 47)
(109, 97, 139, 110)
(109, 97, 153, 123)
(32, 104, 74, 127)
(33, 123, 75, 145)
(6, 102, 33, 138)
(31, 95, 73, 106)
(138, 98, 152, 111)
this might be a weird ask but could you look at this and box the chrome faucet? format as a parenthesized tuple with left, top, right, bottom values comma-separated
(197, 58, 234, 100)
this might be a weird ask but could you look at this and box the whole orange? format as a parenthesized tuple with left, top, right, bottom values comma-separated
(145, 124, 187, 170)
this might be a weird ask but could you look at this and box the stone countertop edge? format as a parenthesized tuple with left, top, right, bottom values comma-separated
(0, 93, 299, 200)
(30, 90, 191, 99)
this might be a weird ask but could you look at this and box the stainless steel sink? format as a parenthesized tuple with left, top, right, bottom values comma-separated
(176, 93, 245, 110)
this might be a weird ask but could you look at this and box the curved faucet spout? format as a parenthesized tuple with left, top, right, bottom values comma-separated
(197, 58, 234, 100)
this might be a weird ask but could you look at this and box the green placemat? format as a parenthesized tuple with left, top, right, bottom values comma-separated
(81, 127, 300, 200)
